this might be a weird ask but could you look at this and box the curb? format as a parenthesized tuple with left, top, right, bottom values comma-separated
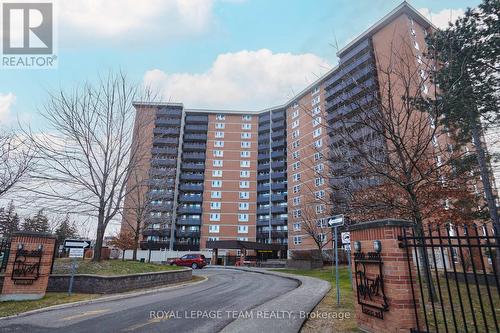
(217, 267, 331, 333)
(0, 275, 208, 321)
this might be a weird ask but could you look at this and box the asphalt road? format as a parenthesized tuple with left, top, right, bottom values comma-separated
(0, 268, 298, 333)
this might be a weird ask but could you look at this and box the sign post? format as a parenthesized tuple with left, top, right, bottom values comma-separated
(327, 215, 344, 305)
(64, 240, 90, 296)
(342, 231, 352, 289)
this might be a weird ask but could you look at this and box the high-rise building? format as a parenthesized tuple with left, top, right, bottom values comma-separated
(122, 2, 492, 256)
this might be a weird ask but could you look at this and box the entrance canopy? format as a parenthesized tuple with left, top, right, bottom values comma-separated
(206, 240, 286, 251)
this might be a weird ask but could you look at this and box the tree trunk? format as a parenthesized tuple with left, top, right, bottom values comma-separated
(93, 213, 106, 262)
(470, 119, 500, 272)
(133, 230, 140, 261)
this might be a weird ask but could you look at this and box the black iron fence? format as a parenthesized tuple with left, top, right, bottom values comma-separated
(399, 223, 499, 333)
(0, 238, 11, 272)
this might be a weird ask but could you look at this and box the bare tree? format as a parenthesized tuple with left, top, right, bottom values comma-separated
(295, 201, 332, 263)
(25, 72, 154, 261)
(0, 132, 33, 198)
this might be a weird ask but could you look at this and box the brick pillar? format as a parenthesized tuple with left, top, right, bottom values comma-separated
(1, 231, 56, 301)
(349, 219, 418, 333)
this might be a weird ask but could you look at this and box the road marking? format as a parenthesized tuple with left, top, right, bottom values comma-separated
(122, 317, 167, 331)
(59, 309, 110, 321)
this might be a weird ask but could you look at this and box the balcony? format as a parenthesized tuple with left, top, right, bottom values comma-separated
(151, 158, 177, 167)
(257, 173, 269, 181)
(153, 137, 178, 145)
(140, 240, 170, 250)
(148, 179, 175, 187)
(177, 206, 202, 214)
(179, 194, 202, 203)
(257, 163, 270, 172)
(271, 172, 286, 180)
(157, 108, 182, 117)
(271, 205, 287, 214)
(257, 195, 270, 203)
(153, 128, 179, 136)
(179, 183, 203, 192)
(176, 230, 201, 238)
(271, 130, 285, 140)
(185, 124, 208, 132)
(271, 193, 287, 202)
(271, 160, 285, 170)
(183, 142, 206, 151)
(271, 182, 286, 191)
(256, 231, 269, 239)
(173, 243, 200, 251)
(271, 150, 285, 159)
(271, 140, 285, 149)
(271, 120, 285, 130)
(271, 217, 287, 225)
(271, 230, 288, 238)
(151, 147, 178, 155)
(257, 206, 270, 215)
(259, 124, 270, 133)
(184, 133, 207, 141)
(180, 173, 204, 181)
(257, 219, 270, 226)
(155, 118, 181, 126)
(258, 143, 269, 151)
(185, 115, 208, 124)
(257, 184, 270, 192)
(181, 163, 205, 171)
(150, 169, 175, 177)
(176, 217, 202, 226)
(142, 228, 171, 237)
(258, 136, 270, 144)
(258, 152, 271, 160)
(149, 203, 174, 212)
(182, 152, 206, 161)
(148, 191, 174, 200)
(271, 111, 285, 121)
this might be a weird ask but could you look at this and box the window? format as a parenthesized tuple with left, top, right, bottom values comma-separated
(314, 163, 324, 173)
(315, 177, 324, 187)
(213, 150, 223, 157)
(292, 151, 300, 159)
(421, 84, 429, 95)
(313, 127, 322, 137)
(312, 106, 321, 115)
(239, 191, 250, 199)
(293, 236, 302, 245)
(311, 86, 320, 95)
(436, 156, 443, 167)
(213, 160, 223, 167)
(237, 237, 249, 241)
(238, 214, 249, 222)
(318, 233, 326, 243)
(312, 96, 320, 106)
(242, 115, 252, 121)
(292, 120, 299, 129)
(210, 202, 221, 210)
(242, 123, 252, 130)
(214, 141, 224, 147)
(215, 131, 224, 138)
(238, 225, 249, 233)
(212, 170, 223, 177)
(293, 209, 302, 218)
(432, 135, 438, 147)
(215, 123, 225, 129)
(293, 184, 301, 193)
(292, 161, 300, 171)
(240, 170, 250, 178)
(292, 140, 300, 149)
(216, 114, 225, 120)
(211, 191, 221, 199)
(208, 225, 220, 233)
(416, 54, 423, 64)
(293, 196, 301, 206)
(315, 190, 325, 200)
(293, 223, 301, 231)
(317, 218, 327, 228)
(292, 102, 298, 108)
(240, 151, 250, 158)
(314, 152, 323, 161)
(293, 173, 301, 182)
(313, 117, 321, 127)
(210, 213, 220, 221)
(413, 40, 420, 50)
(241, 132, 251, 139)
(239, 181, 250, 188)
(313, 139, 322, 148)
(239, 202, 249, 210)
(208, 237, 219, 241)
(240, 160, 250, 168)
(292, 130, 300, 139)
(211, 180, 222, 188)
(315, 204, 325, 214)
(292, 109, 299, 119)
(241, 142, 251, 148)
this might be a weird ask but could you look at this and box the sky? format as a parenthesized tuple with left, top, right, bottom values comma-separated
(0, 0, 479, 236)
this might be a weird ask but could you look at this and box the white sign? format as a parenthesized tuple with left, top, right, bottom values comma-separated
(341, 232, 350, 245)
(69, 248, 84, 258)
(327, 215, 344, 227)
(343, 244, 351, 251)
(64, 239, 91, 248)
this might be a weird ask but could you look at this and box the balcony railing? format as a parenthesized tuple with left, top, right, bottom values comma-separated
(176, 217, 202, 225)
(257, 163, 270, 171)
(153, 128, 179, 136)
(185, 115, 208, 124)
(271, 160, 285, 170)
(151, 147, 178, 155)
(271, 205, 287, 214)
(257, 184, 270, 192)
(175, 230, 201, 238)
(182, 152, 206, 161)
(140, 240, 170, 250)
(181, 163, 205, 171)
(151, 159, 177, 167)
(153, 137, 178, 145)
(257, 173, 269, 181)
(155, 118, 181, 126)
(177, 206, 202, 214)
(178, 194, 203, 203)
(257, 195, 270, 203)
(271, 140, 285, 149)
(271, 182, 286, 191)
(185, 124, 208, 132)
(183, 142, 206, 151)
(271, 150, 285, 159)
(271, 193, 287, 202)
(259, 124, 270, 133)
(179, 183, 204, 192)
(180, 173, 204, 181)
(271, 120, 285, 130)
(184, 133, 208, 141)
(271, 130, 285, 140)
(271, 172, 286, 180)
(157, 108, 182, 117)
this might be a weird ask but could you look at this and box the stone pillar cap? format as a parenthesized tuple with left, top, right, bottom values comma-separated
(348, 218, 415, 231)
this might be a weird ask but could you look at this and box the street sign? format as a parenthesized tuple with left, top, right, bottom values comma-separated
(343, 244, 351, 251)
(327, 215, 344, 228)
(64, 239, 91, 249)
(341, 232, 350, 245)
(69, 248, 84, 258)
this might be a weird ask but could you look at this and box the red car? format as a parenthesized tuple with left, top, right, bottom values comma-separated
(169, 254, 207, 269)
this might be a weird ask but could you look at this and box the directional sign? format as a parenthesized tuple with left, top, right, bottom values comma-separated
(341, 232, 351, 245)
(69, 248, 84, 258)
(327, 215, 344, 228)
(64, 239, 91, 249)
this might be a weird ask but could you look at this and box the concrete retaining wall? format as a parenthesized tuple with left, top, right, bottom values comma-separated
(43, 268, 192, 294)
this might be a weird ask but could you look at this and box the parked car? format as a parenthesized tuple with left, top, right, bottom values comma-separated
(168, 254, 207, 269)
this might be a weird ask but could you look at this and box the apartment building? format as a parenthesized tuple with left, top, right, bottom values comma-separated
(122, 2, 493, 255)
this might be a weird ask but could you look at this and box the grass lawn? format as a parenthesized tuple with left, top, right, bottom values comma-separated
(52, 258, 183, 276)
(0, 293, 100, 318)
(273, 266, 360, 333)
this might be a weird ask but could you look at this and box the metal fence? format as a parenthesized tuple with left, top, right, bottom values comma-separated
(0, 238, 10, 272)
(399, 223, 499, 333)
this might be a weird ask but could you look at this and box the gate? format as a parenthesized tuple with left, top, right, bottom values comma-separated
(0, 238, 11, 273)
(399, 223, 500, 333)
